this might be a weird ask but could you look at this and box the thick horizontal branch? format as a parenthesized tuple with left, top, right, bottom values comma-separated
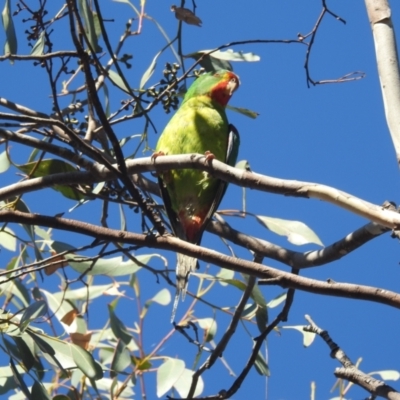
(1, 209, 400, 310)
(0, 151, 398, 229)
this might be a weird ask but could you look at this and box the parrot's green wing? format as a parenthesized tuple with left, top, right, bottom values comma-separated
(198, 123, 240, 238)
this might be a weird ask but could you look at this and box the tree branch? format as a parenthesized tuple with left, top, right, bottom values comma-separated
(1, 209, 400, 311)
(365, 0, 400, 165)
(304, 315, 400, 399)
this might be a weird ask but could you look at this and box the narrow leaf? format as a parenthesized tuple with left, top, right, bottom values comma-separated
(256, 215, 324, 246)
(227, 105, 259, 119)
(369, 370, 400, 381)
(30, 31, 45, 55)
(110, 339, 131, 378)
(20, 300, 48, 332)
(108, 305, 133, 346)
(71, 343, 103, 379)
(108, 69, 131, 93)
(140, 50, 161, 89)
(254, 351, 270, 376)
(9, 357, 31, 399)
(1, 0, 17, 56)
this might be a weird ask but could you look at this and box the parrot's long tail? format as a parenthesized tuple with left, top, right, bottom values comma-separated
(171, 254, 198, 322)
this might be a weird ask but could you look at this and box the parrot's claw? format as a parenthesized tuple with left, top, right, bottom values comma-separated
(203, 151, 215, 164)
(151, 150, 165, 161)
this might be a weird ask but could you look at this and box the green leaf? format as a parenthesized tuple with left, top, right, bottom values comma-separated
(10, 336, 35, 371)
(216, 268, 234, 286)
(26, 329, 71, 370)
(40, 289, 77, 333)
(369, 370, 400, 381)
(235, 160, 251, 171)
(150, 288, 171, 305)
(78, 0, 101, 53)
(63, 284, 114, 301)
(20, 300, 48, 332)
(267, 292, 287, 308)
(9, 357, 31, 399)
(282, 325, 316, 347)
(108, 305, 133, 346)
(156, 358, 185, 398)
(185, 51, 232, 72)
(30, 31, 45, 56)
(197, 318, 217, 342)
(1, 0, 17, 56)
(71, 343, 103, 379)
(0, 150, 10, 173)
(31, 380, 51, 400)
(185, 49, 260, 72)
(140, 50, 161, 89)
(17, 159, 85, 201)
(108, 69, 131, 93)
(0, 227, 16, 251)
(112, 0, 140, 16)
(68, 254, 160, 276)
(227, 104, 259, 119)
(110, 339, 131, 378)
(255, 215, 324, 246)
(254, 351, 270, 376)
(174, 368, 204, 398)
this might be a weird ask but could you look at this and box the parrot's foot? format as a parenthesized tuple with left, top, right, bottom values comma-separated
(203, 151, 215, 164)
(151, 150, 165, 161)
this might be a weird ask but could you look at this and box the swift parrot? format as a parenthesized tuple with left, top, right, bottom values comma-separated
(154, 70, 240, 320)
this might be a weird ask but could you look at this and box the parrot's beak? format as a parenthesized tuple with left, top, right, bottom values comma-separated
(226, 77, 240, 96)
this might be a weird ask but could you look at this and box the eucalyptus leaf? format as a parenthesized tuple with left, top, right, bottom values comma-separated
(156, 358, 185, 398)
(174, 368, 204, 398)
(0, 150, 10, 173)
(20, 300, 48, 332)
(282, 325, 316, 347)
(30, 31, 45, 56)
(2, 0, 17, 56)
(197, 317, 217, 342)
(71, 343, 103, 379)
(17, 159, 85, 201)
(108, 69, 131, 93)
(369, 370, 400, 381)
(140, 50, 161, 89)
(110, 339, 131, 377)
(256, 215, 324, 246)
(0, 227, 16, 251)
(254, 351, 270, 376)
(68, 254, 160, 276)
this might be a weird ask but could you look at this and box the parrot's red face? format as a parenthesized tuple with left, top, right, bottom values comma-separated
(210, 71, 240, 107)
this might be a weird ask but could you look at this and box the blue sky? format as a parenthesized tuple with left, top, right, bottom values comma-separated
(1, 1, 400, 399)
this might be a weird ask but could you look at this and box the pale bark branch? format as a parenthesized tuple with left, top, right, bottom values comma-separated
(365, 0, 400, 164)
(0, 209, 400, 311)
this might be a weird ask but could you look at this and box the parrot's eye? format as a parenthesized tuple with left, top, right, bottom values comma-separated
(230, 78, 237, 83)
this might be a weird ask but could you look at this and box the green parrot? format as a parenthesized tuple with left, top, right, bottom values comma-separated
(155, 70, 240, 320)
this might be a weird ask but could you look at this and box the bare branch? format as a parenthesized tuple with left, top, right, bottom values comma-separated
(1, 209, 400, 311)
(304, 315, 400, 399)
